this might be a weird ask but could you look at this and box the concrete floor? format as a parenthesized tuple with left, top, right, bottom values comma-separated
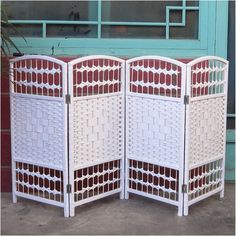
(1, 183, 235, 235)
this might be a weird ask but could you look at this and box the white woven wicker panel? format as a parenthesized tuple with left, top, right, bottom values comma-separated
(188, 97, 226, 168)
(126, 96, 183, 169)
(10, 55, 69, 217)
(72, 95, 123, 169)
(68, 56, 125, 216)
(125, 56, 186, 216)
(11, 96, 64, 170)
(184, 56, 228, 216)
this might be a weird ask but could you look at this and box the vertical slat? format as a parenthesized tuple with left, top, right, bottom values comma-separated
(97, 0, 102, 38)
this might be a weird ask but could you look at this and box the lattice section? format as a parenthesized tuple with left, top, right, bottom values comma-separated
(188, 159, 223, 201)
(72, 59, 123, 97)
(188, 97, 226, 167)
(128, 159, 179, 201)
(190, 59, 227, 97)
(11, 58, 63, 97)
(74, 160, 121, 202)
(11, 96, 64, 169)
(73, 95, 123, 168)
(127, 96, 183, 169)
(129, 59, 183, 97)
(15, 161, 64, 202)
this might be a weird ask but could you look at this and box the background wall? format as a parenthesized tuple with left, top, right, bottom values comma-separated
(225, 0, 235, 181)
(1, 1, 235, 192)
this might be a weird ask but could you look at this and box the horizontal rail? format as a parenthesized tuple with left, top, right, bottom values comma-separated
(9, 20, 98, 25)
(15, 191, 64, 207)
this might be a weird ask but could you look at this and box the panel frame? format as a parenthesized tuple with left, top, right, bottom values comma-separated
(10, 55, 69, 217)
(125, 56, 187, 216)
(184, 56, 229, 215)
(68, 55, 126, 217)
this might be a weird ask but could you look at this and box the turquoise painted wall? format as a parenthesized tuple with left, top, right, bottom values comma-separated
(225, 130, 235, 181)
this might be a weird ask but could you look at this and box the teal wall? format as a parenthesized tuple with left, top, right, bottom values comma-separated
(226, 130, 235, 181)
(225, 0, 235, 181)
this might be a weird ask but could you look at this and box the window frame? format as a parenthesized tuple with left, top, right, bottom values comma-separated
(7, 0, 228, 58)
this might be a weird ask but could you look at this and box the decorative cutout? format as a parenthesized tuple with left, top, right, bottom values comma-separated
(11, 57, 64, 97)
(76, 65, 121, 73)
(190, 59, 227, 97)
(74, 160, 121, 202)
(188, 159, 223, 201)
(14, 80, 61, 90)
(15, 161, 64, 203)
(128, 159, 179, 201)
(128, 59, 183, 98)
(14, 66, 61, 75)
(72, 58, 123, 97)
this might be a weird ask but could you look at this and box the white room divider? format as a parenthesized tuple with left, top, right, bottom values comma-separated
(10, 55, 228, 217)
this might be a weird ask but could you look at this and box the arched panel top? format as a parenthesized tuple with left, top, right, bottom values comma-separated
(10, 55, 67, 98)
(187, 56, 229, 67)
(10, 55, 67, 66)
(68, 55, 125, 66)
(126, 56, 186, 67)
(126, 56, 186, 99)
(187, 56, 229, 98)
(68, 55, 125, 98)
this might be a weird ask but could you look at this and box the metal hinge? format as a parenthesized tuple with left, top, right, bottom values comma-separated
(65, 94, 71, 104)
(66, 184, 72, 193)
(182, 184, 187, 193)
(184, 95, 189, 105)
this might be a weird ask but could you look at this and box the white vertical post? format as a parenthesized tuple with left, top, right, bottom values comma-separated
(68, 62, 75, 217)
(124, 61, 130, 200)
(220, 61, 229, 199)
(62, 62, 70, 218)
(183, 63, 192, 216)
(10, 61, 17, 204)
(178, 64, 187, 217)
(120, 60, 126, 200)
